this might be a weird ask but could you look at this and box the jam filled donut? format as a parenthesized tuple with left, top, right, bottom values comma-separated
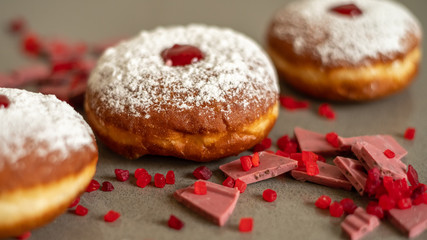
(266, 0, 422, 101)
(85, 24, 279, 162)
(0, 88, 98, 238)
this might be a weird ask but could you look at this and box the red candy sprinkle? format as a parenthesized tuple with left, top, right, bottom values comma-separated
(330, 3, 363, 17)
(277, 135, 298, 154)
(340, 198, 357, 214)
(329, 201, 344, 217)
(235, 179, 247, 193)
(134, 168, 149, 179)
(383, 149, 395, 158)
(193, 166, 212, 180)
(397, 198, 412, 209)
(366, 201, 383, 219)
(302, 151, 319, 176)
(253, 138, 272, 152)
(166, 170, 175, 184)
(315, 195, 332, 209)
(75, 205, 88, 216)
(411, 184, 426, 200)
(318, 103, 336, 120)
(222, 177, 235, 188)
(136, 173, 152, 188)
(168, 215, 184, 230)
(407, 165, 419, 186)
(413, 193, 427, 205)
(404, 127, 416, 140)
(239, 218, 253, 232)
(16, 231, 31, 240)
(325, 132, 340, 148)
(161, 44, 204, 66)
(115, 169, 129, 182)
(68, 196, 80, 208)
(9, 17, 26, 34)
(240, 155, 253, 171)
(251, 152, 260, 167)
(279, 95, 309, 110)
(378, 194, 395, 210)
(0, 95, 10, 108)
(154, 173, 166, 188)
(276, 150, 290, 158)
(22, 33, 42, 56)
(104, 210, 120, 222)
(263, 189, 277, 202)
(365, 168, 381, 197)
(101, 181, 115, 192)
(194, 181, 207, 195)
(86, 179, 100, 192)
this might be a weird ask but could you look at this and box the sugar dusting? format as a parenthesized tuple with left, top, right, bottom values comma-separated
(0, 88, 95, 168)
(88, 24, 278, 117)
(272, 0, 422, 66)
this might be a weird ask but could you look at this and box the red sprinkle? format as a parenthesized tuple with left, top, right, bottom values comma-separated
(0, 95, 10, 108)
(383, 149, 395, 158)
(166, 170, 175, 184)
(253, 138, 272, 152)
(101, 181, 115, 192)
(366, 201, 384, 219)
(239, 218, 253, 232)
(115, 169, 129, 182)
(136, 174, 152, 188)
(235, 179, 247, 193)
(315, 195, 332, 209)
(397, 198, 412, 209)
(16, 231, 31, 240)
(277, 135, 298, 154)
(134, 168, 149, 179)
(222, 177, 235, 188)
(194, 181, 207, 195)
(251, 152, 260, 167)
(22, 33, 42, 56)
(276, 150, 290, 158)
(240, 156, 253, 171)
(365, 168, 381, 197)
(413, 193, 427, 205)
(193, 166, 212, 180)
(168, 215, 184, 230)
(302, 151, 319, 176)
(329, 201, 344, 217)
(318, 103, 336, 120)
(161, 44, 204, 66)
(86, 179, 100, 192)
(404, 127, 416, 140)
(325, 132, 340, 148)
(407, 165, 419, 186)
(263, 189, 277, 202)
(104, 210, 120, 222)
(378, 194, 395, 210)
(279, 95, 309, 110)
(154, 173, 166, 188)
(75, 205, 88, 216)
(9, 17, 26, 33)
(330, 3, 363, 17)
(411, 184, 426, 200)
(68, 196, 80, 208)
(340, 198, 357, 214)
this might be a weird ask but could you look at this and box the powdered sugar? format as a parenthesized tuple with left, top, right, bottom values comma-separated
(272, 0, 422, 66)
(88, 24, 278, 117)
(0, 88, 95, 168)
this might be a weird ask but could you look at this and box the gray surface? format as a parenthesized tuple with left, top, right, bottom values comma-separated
(1, 0, 427, 239)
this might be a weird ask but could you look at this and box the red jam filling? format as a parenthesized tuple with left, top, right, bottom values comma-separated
(330, 4, 363, 17)
(161, 44, 204, 66)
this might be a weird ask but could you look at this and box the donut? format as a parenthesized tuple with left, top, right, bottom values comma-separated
(0, 88, 98, 238)
(85, 24, 279, 162)
(266, 0, 422, 101)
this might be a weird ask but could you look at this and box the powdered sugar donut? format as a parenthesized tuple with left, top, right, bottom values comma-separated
(85, 24, 279, 162)
(0, 88, 98, 238)
(266, 0, 422, 101)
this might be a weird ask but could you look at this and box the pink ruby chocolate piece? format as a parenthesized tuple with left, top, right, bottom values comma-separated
(294, 127, 343, 155)
(341, 207, 380, 240)
(351, 141, 407, 180)
(174, 180, 240, 226)
(389, 203, 427, 238)
(219, 151, 298, 184)
(333, 156, 367, 196)
(291, 161, 353, 191)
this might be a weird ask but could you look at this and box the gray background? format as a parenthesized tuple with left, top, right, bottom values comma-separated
(1, 0, 426, 239)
